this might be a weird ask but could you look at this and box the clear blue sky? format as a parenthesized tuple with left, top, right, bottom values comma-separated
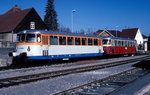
(0, 0, 150, 35)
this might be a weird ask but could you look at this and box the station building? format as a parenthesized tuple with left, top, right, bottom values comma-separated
(0, 6, 48, 47)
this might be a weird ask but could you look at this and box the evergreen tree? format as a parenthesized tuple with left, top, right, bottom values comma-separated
(44, 0, 58, 31)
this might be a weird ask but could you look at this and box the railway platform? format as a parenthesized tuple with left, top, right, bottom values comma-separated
(110, 73, 150, 95)
(110, 58, 150, 95)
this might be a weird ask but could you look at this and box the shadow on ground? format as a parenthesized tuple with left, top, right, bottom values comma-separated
(133, 59, 150, 70)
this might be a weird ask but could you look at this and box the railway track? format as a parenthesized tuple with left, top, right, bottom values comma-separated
(55, 68, 150, 95)
(0, 55, 146, 72)
(0, 55, 149, 89)
(0, 55, 147, 77)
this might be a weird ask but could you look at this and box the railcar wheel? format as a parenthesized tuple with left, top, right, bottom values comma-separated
(12, 57, 20, 65)
(131, 54, 135, 56)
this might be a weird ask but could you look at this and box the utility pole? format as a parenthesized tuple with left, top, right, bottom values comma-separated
(71, 10, 76, 32)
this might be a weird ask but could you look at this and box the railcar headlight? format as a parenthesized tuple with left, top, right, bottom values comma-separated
(12, 52, 17, 57)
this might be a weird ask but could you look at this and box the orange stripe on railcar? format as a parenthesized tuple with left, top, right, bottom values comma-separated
(16, 43, 42, 45)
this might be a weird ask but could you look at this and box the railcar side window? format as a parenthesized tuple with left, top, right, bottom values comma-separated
(59, 36, 66, 45)
(50, 36, 58, 45)
(131, 42, 134, 47)
(42, 36, 48, 45)
(88, 39, 92, 45)
(122, 41, 125, 46)
(68, 37, 73, 45)
(94, 39, 98, 45)
(99, 39, 102, 45)
(82, 38, 86, 45)
(125, 41, 128, 46)
(128, 42, 131, 47)
(115, 40, 117, 46)
(118, 41, 121, 46)
(112, 40, 115, 46)
(119, 41, 121, 46)
(75, 38, 81, 45)
(122, 41, 124, 46)
(133, 42, 136, 47)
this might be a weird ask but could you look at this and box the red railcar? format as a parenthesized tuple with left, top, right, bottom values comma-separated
(102, 37, 137, 56)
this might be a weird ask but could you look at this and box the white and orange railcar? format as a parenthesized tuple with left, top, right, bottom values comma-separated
(11, 30, 104, 63)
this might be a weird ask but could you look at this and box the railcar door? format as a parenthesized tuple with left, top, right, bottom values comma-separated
(42, 35, 49, 56)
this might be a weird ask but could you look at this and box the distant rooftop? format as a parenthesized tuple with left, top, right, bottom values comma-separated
(121, 28, 139, 39)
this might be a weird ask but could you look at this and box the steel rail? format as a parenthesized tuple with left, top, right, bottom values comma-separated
(0, 55, 147, 74)
(0, 56, 149, 88)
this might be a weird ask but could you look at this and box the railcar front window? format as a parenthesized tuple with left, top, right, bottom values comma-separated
(103, 39, 110, 45)
(26, 34, 36, 42)
(17, 34, 26, 42)
(17, 34, 21, 42)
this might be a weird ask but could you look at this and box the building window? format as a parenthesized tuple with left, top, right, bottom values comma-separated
(30, 21, 35, 29)
(0, 34, 4, 39)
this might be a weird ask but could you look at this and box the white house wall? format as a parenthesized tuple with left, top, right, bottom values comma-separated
(135, 29, 144, 45)
(0, 33, 17, 42)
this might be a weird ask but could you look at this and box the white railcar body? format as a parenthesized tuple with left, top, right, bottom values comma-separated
(12, 30, 104, 61)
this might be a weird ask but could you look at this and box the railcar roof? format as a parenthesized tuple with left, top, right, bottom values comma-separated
(101, 36, 136, 41)
(18, 30, 101, 38)
(18, 30, 136, 41)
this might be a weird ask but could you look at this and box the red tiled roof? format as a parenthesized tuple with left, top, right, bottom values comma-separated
(142, 34, 148, 39)
(94, 30, 121, 37)
(121, 28, 138, 39)
(0, 6, 32, 33)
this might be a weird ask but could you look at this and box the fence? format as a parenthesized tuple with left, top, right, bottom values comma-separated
(0, 41, 15, 48)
